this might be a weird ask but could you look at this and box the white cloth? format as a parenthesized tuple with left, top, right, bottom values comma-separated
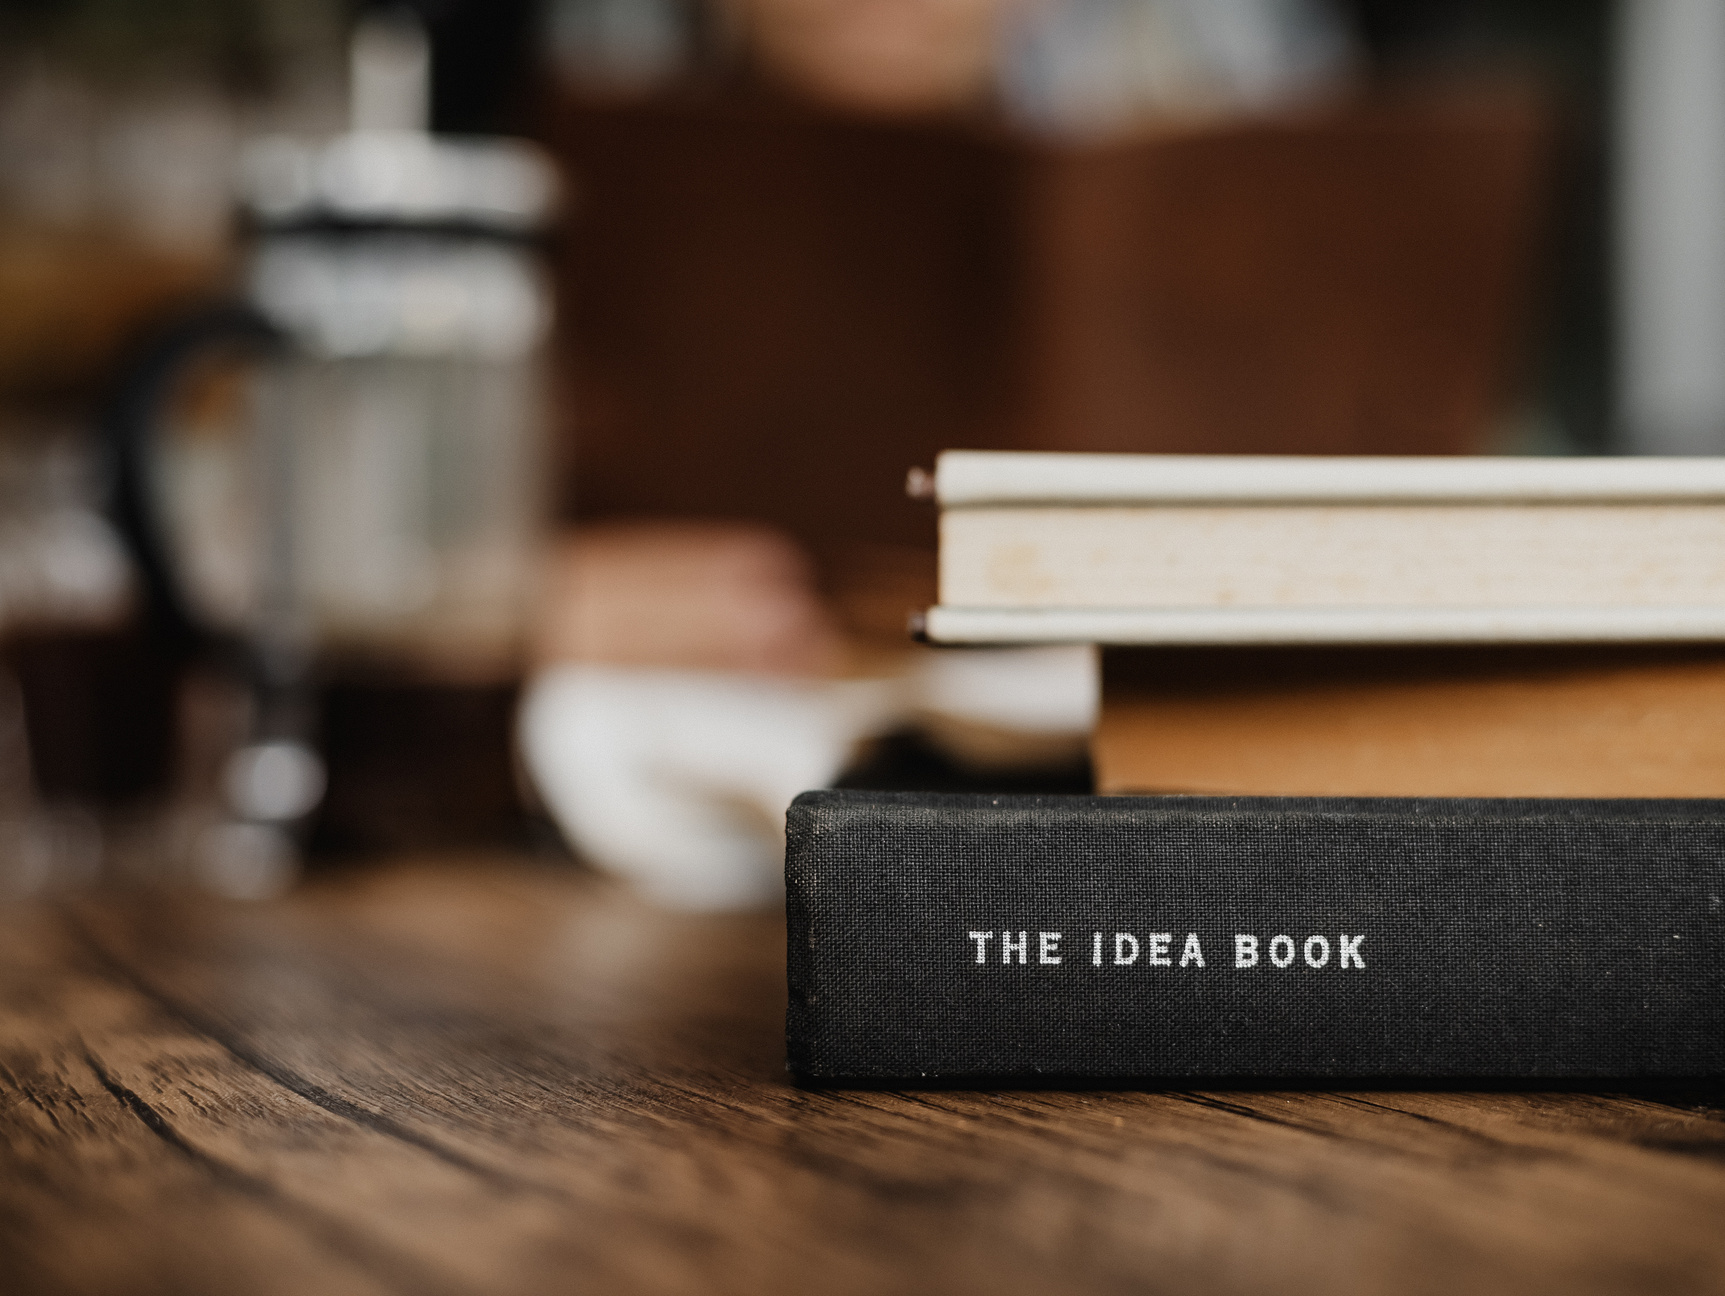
(520, 647, 1097, 910)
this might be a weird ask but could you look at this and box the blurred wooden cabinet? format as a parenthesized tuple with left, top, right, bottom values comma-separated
(540, 86, 1552, 552)
(1014, 89, 1550, 457)
(541, 94, 1015, 553)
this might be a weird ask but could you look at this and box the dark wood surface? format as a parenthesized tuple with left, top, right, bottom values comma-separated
(4, 857, 1724, 1295)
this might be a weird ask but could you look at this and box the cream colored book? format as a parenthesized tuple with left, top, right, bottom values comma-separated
(921, 451, 1725, 645)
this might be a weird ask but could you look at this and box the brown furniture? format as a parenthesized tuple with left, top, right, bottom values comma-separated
(540, 93, 1015, 553)
(6, 857, 1722, 1294)
(1015, 89, 1550, 457)
(541, 86, 1551, 556)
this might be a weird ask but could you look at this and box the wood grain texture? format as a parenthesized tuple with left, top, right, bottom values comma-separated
(3, 858, 1723, 1295)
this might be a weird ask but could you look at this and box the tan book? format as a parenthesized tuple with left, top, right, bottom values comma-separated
(1092, 644, 1725, 798)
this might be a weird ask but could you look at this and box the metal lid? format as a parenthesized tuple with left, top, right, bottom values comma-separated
(236, 130, 561, 235)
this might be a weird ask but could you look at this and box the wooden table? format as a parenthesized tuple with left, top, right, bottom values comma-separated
(4, 857, 1723, 1295)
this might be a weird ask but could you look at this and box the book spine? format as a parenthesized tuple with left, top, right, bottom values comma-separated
(931, 450, 1725, 507)
(785, 793, 1725, 1081)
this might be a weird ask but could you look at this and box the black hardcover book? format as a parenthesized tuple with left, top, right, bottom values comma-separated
(785, 790, 1725, 1081)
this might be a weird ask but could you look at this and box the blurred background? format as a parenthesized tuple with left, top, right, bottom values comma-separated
(0, 0, 1710, 905)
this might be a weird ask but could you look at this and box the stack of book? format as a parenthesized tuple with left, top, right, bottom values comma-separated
(923, 450, 1725, 797)
(787, 451, 1725, 1083)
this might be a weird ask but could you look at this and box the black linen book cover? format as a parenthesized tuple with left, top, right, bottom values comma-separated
(785, 790, 1725, 1081)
